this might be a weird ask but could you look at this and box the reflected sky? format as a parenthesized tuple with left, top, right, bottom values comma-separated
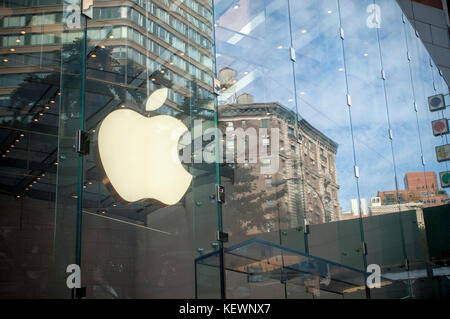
(214, 0, 449, 212)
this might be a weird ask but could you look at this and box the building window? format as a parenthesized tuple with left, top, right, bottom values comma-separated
(288, 127, 294, 139)
(3, 16, 26, 27)
(262, 158, 271, 167)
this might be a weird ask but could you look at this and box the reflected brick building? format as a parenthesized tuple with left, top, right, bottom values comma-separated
(377, 171, 449, 208)
(218, 93, 341, 236)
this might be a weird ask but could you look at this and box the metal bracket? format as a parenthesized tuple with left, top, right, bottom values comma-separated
(76, 130, 90, 155)
(216, 231, 229, 243)
(73, 287, 86, 299)
(290, 47, 296, 62)
(303, 219, 310, 234)
(362, 242, 368, 256)
(216, 184, 225, 203)
(280, 271, 288, 284)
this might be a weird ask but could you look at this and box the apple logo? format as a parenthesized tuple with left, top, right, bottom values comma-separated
(96, 88, 192, 205)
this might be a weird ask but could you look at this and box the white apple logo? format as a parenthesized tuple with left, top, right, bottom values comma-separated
(96, 88, 192, 205)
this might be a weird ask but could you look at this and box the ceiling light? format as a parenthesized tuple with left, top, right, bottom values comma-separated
(100, 45, 106, 49)
(277, 45, 283, 49)
(288, 99, 294, 102)
(57, 91, 61, 96)
(91, 54, 97, 58)
(44, 105, 50, 110)
(120, 104, 126, 108)
(50, 100, 55, 104)
(234, 4, 240, 9)
(9, 48, 15, 52)
(20, 30, 26, 35)
(363, 53, 369, 57)
(33, 118, 38, 122)
(2, 154, 6, 158)
(179, 52, 185, 56)
(41, 173, 45, 177)
(338, 67, 344, 72)
(327, 10, 333, 14)
(2, 58, 8, 63)
(6, 150, 10, 153)
(109, 35, 114, 39)
(39, 112, 44, 116)
(20, 133, 24, 137)
(16, 195, 21, 198)
(300, 92, 305, 95)
(15, 139, 19, 142)
(301, 29, 307, 33)
(10, 145, 15, 148)
(15, 39, 21, 43)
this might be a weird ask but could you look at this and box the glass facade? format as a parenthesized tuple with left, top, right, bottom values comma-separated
(0, 0, 449, 299)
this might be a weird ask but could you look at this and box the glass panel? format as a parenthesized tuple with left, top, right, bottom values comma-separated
(0, 1, 62, 298)
(78, 0, 219, 298)
(289, 1, 367, 296)
(215, 0, 299, 298)
(1, 0, 448, 299)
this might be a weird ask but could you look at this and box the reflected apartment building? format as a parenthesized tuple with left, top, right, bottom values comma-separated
(217, 68, 341, 238)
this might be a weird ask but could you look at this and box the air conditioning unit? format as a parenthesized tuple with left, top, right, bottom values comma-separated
(428, 94, 446, 112)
